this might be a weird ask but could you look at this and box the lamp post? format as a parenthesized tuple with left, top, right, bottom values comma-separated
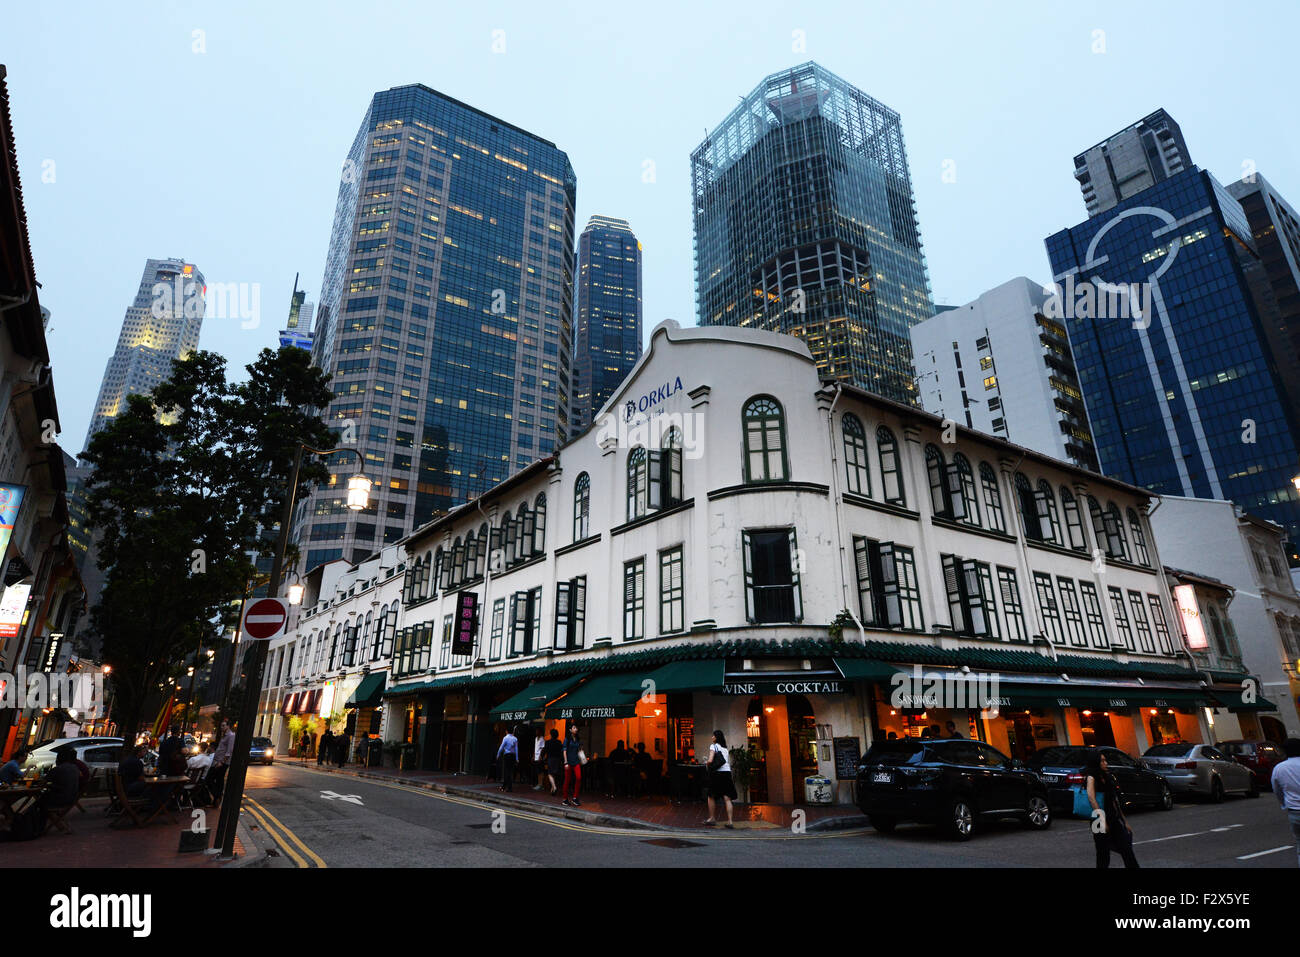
(213, 444, 370, 858)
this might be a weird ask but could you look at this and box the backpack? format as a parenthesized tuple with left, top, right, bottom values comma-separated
(7, 798, 47, 841)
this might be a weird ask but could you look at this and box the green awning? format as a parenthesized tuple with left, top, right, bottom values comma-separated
(835, 658, 904, 682)
(345, 672, 386, 708)
(635, 659, 724, 694)
(489, 675, 586, 721)
(1209, 688, 1280, 712)
(993, 683, 1209, 711)
(547, 673, 644, 720)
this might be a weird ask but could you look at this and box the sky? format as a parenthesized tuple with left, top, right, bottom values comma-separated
(5, 0, 1299, 452)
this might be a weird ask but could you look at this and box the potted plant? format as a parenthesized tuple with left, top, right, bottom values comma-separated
(728, 746, 757, 804)
(828, 608, 855, 644)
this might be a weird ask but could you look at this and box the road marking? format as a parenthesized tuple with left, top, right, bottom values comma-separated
(1237, 845, 1294, 860)
(278, 764, 868, 841)
(244, 803, 309, 868)
(1135, 823, 1242, 845)
(245, 795, 328, 867)
(320, 790, 364, 805)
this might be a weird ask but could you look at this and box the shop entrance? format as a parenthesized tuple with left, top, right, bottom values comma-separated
(1079, 710, 1116, 747)
(745, 694, 818, 805)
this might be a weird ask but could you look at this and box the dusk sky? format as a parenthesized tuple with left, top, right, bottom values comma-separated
(5, 0, 1298, 450)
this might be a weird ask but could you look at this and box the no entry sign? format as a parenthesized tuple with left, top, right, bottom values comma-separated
(241, 597, 289, 641)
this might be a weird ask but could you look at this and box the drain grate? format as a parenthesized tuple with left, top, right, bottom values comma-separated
(641, 838, 705, 849)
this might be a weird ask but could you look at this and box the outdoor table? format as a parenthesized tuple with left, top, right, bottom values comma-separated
(0, 783, 47, 828)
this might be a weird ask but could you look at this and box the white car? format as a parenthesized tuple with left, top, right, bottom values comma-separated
(22, 737, 126, 774)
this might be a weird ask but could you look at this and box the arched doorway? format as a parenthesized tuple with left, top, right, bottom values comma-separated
(786, 694, 819, 799)
(744, 693, 819, 804)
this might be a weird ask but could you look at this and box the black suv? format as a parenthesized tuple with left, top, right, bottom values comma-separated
(856, 739, 1051, 840)
(1027, 745, 1173, 816)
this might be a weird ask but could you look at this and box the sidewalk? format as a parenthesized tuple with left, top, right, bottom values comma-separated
(297, 759, 867, 833)
(2, 797, 263, 868)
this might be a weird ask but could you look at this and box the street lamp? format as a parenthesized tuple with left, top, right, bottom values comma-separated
(287, 571, 305, 607)
(213, 442, 371, 859)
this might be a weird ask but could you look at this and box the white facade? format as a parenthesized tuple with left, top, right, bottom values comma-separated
(1148, 496, 1300, 736)
(910, 277, 1097, 471)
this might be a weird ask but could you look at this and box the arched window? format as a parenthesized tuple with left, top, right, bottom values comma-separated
(627, 447, 647, 520)
(1127, 508, 1150, 566)
(433, 546, 446, 593)
(926, 444, 948, 516)
(1014, 473, 1040, 540)
(1036, 479, 1061, 544)
(464, 531, 478, 579)
(359, 611, 373, 662)
(499, 512, 513, 566)
(328, 624, 342, 671)
(953, 453, 979, 526)
(573, 472, 590, 541)
(477, 522, 489, 576)
(742, 395, 788, 483)
(519, 501, 535, 561)
(451, 536, 465, 585)
(533, 493, 547, 554)
(842, 413, 870, 496)
(979, 462, 1005, 532)
(1107, 503, 1130, 561)
(877, 427, 905, 505)
(343, 617, 358, 667)
(1061, 487, 1087, 551)
(662, 428, 683, 507)
(299, 637, 311, 677)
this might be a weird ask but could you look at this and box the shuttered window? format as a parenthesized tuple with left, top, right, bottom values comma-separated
(742, 529, 802, 624)
(659, 546, 685, 634)
(997, 567, 1029, 643)
(624, 559, 645, 640)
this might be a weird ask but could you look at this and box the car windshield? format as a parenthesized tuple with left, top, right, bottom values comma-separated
(252, 738, 272, 746)
(864, 741, 925, 765)
(1145, 744, 1193, 758)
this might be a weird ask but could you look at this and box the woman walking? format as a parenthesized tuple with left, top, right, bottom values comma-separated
(561, 723, 583, 807)
(703, 730, 736, 829)
(1084, 752, 1139, 868)
(543, 728, 563, 795)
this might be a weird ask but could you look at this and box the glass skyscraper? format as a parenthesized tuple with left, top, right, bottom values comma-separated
(297, 84, 577, 570)
(691, 62, 933, 403)
(1045, 163, 1300, 556)
(571, 215, 642, 433)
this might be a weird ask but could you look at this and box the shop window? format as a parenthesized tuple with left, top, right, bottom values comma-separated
(554, 577, 586, 650)
(842, 413, 870, 496)
(979, 462, 1005, 533)
(743, 529, 803, 624)
(876, 427, 905, 505)
(623, 558, 645, 640)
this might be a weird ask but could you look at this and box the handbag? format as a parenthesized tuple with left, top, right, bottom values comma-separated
(707, 746, 725, 772)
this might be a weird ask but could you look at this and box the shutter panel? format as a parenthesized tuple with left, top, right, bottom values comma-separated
(788, 529, 802, 621)
(946, 464, 966, 520)
(853, 537, 874, 624)
(522, 509, 536, 552)
(668, 448, 682, 505)
(555, 581, 571, 650)
(508, 593, 520, 656)
(741, 530, 755, 622)
(880, 543, 902, 627)
(571, 578, 586, 647)
(647, 450, 663, 511)
(962, 560, 988, 636)
(403, 567, 413, 604)
(1034, 490, 1052, 541)
(943, 556, 964, 632)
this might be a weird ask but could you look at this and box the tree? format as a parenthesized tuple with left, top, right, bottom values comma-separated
(82, 347, 334, 739)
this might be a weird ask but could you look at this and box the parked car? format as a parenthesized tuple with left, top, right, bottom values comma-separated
(22, 737, 125, 774)
(1216, 740, 1287, 791)
(249, 737, 275, 765)
(1027, 745, 1173, 815)
(856, 738, 1051, 840)
(1141, 743, 1258, 801)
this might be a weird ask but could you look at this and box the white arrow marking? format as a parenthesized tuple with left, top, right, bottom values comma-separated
(320, 790, 364, 806)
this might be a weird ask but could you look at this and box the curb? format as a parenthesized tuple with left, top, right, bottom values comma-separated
(219, 818, 268, 868)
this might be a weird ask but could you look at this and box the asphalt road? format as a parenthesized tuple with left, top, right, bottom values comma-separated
(239, 762, 1298, 868)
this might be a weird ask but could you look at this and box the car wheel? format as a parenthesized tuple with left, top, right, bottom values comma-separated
(946, 798, 975, 841)
(868, 814, 897, 833)
(1025, 794, 1051, 830)
(1157, 784, 1173, 811)
(1209, 777, 1224, 803)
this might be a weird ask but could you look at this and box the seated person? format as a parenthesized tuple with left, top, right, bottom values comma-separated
(632, 742, 653, 771)
(119, 746, 147, 797)
(609, 740, 630, 762)
(0, 748, 27, 784)
(44, 747, 82, 811)
(187, 742, 213, 774)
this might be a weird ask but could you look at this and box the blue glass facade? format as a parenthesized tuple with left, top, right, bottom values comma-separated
(1045, 167, 1300, 551)
(297, 84, 576, 569)
(572, 216, 642, 432)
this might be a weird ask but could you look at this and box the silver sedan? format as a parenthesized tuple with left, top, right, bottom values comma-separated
(1141, 743, 1258, 801)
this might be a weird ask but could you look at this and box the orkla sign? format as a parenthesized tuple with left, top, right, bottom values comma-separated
(624, 377, 684, 421)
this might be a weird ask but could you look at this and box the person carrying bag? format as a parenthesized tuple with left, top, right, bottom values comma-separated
(703, 730, 736, 829)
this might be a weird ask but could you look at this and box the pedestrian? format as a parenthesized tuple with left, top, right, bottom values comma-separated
(514, 723, 533, 788)
(532, 727, 547, 791)
(543, 728, 563, 795)
(1084, 752, 1138, 868)
(1272, 738, 1300, 867)
(318, 727, 334, 767)
(945, 720, 963, 739)
(561, 723, 583, 807)
(703, 730, 736, 828)
(336, 730, 350, 768)
(300, 730, 312, 761)
(496, 728, 519, 791)
(207, 719, 236, 805)
(356, 735, 369, 767)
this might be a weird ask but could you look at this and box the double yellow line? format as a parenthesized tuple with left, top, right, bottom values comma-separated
(243, 796, 327, 868)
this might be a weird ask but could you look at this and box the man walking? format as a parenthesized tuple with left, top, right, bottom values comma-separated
(496, 728, 518, 792)
(208, 719, 236, 805)
(1273, 738, 1300, 866)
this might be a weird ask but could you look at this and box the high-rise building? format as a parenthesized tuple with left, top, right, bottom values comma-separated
(82, 257, 205, 453)
(1072, 109, 1192, 217)
(572, 215, 642, 432)
(296, 84, 577, 570)
(910, 278, 1098, 470)
(1045, 115, 1300, 559)
(279, 273, 314, 352)
(691, 62, 933, 403)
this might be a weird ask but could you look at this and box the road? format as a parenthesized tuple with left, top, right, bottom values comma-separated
(239, 762, 1298, 868)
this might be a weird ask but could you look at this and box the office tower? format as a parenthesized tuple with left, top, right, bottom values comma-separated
(296, 84, 577, 570)
(279, 274, 314, 352)
(1045, 114, 1300, 557)
(691, 61, 933, 403)
(82, 257, 205, 453)
(1072, 109, 1192, 217)
(910, 278, 1098, 470)
(572, 215, 642, 432)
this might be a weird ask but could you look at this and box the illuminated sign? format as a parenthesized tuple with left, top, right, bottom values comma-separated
(0, 482, 27, 573)
(1174, 585, 1207, 650)
(0, 582, 31, 639)
(318, 681, 335, 717)
(454, 591, 478, 656)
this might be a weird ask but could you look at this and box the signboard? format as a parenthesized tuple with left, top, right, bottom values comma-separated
(454, 591, 478, 656)
(1173, 585, 1207, 650)
(0, 483, 27, 572)
(718, 678, 844, 696)
(0, 582, 31, 639)
(241, 597, 289, 641)
(553, 704, 637, 720)
(832, 737, 861, 780)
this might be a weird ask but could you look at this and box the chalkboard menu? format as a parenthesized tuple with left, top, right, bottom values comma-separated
(832, 737, 861, 780)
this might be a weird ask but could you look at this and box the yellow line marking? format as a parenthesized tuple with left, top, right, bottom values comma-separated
(245, 795, 328, 867)
(243, 803, 308, 868)
(280, 764, 868, 841)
